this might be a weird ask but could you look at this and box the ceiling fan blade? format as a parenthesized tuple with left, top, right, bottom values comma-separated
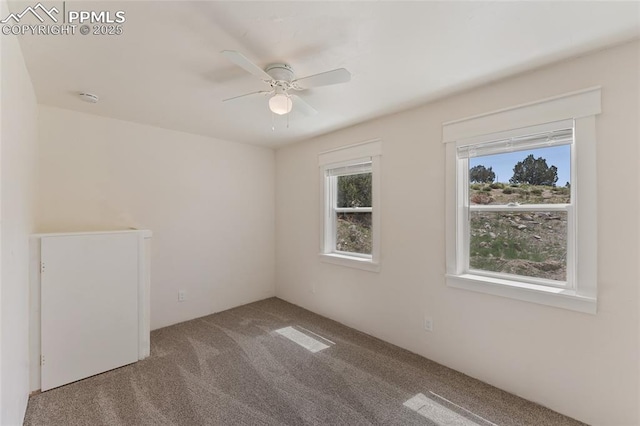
(221, 50, 272, 81)
(293, 68, 351, 89)
(222, 90, 271, 103)
(291, 95, 318, 116)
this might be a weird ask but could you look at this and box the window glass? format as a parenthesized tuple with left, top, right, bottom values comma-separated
(469, 210, 567, 281)
(337, 173, 372, 208)
(469, 145, 571, 205)
(336, 212, 372, 254)
(466, 144, 571, 283)
(335, 173, 372, 255)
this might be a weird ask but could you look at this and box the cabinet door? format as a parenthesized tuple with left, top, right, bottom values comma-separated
(41, 233, 139, 391)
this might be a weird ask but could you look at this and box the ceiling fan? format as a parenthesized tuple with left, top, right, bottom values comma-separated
(221, 50, 351, 116)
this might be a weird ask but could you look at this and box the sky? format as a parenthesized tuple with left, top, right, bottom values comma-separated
(469, 145, 571, 186)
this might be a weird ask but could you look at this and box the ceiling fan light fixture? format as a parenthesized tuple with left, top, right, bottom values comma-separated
(222, 50, 350, 119)
(269, 93, 292, 115)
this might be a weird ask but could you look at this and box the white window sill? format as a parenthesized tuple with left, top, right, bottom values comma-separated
(319, 253, 380, 272)
(446, 273, 596, 314)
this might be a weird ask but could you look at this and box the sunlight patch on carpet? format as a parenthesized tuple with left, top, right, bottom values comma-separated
(403, 392, 495, 426)
(275, 326, 331, 353)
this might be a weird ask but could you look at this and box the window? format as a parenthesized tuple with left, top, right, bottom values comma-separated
(328, 162, 373, 256)
(319, 140, 381, 272)
(444, 88, 600, 313)
(463, 122, 573, 285)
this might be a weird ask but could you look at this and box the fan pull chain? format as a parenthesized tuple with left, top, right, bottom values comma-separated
(271, 111, 275, 131)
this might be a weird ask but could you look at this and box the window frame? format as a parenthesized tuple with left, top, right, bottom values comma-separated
(319, 140, 381, 272)
(443, 87, 600, 314)
(461, 120, 575, 289)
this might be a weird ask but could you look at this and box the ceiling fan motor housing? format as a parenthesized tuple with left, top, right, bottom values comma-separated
(266, 63, 295, 88)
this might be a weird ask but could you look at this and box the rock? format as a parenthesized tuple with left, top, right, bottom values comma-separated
(522, 214, 534, 221)
(484, 223, 491, 230)
(538, 261, 563, 272)
(517, 224, 527, 230)
(489, 232, 496, 239)
(503, 242, 509, 248)
(533, 235, 541, 240)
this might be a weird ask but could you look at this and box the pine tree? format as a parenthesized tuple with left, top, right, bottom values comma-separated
(510, 155, 558, 186)
(469, 165, 496, 183)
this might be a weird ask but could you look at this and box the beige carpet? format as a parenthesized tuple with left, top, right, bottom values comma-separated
(24, 298, 584, 425)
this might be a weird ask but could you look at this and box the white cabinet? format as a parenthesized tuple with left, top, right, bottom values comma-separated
(30, 230, 152, 391)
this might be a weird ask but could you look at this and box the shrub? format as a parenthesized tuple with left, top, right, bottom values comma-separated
(337, 173, 371, 207)
(470, 183, 482, 190)
(503, 187, 513, 194)
(490, 183, 504, 189)
(482, 186, 492, 192)
(531, 188, 543, 195)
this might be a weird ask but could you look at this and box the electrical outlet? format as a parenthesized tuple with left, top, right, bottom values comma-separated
(178, 290, 186, 302)
(424, 317, 433, 332)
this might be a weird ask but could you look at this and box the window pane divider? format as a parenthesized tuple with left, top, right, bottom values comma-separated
(468, 203, 570, 212)
(334, 207, 373, 213)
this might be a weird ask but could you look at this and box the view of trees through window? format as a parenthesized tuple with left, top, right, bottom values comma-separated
(468, 146, 570, 281)
(336, 173, 372, 254)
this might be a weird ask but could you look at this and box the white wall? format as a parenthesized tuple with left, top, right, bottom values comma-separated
(0, 3, 39, 423)
(275, 40, 639, 425)
(37, 106, 276, 333)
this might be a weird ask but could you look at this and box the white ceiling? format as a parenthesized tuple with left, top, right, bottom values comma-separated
(14, 1, 640, 148)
